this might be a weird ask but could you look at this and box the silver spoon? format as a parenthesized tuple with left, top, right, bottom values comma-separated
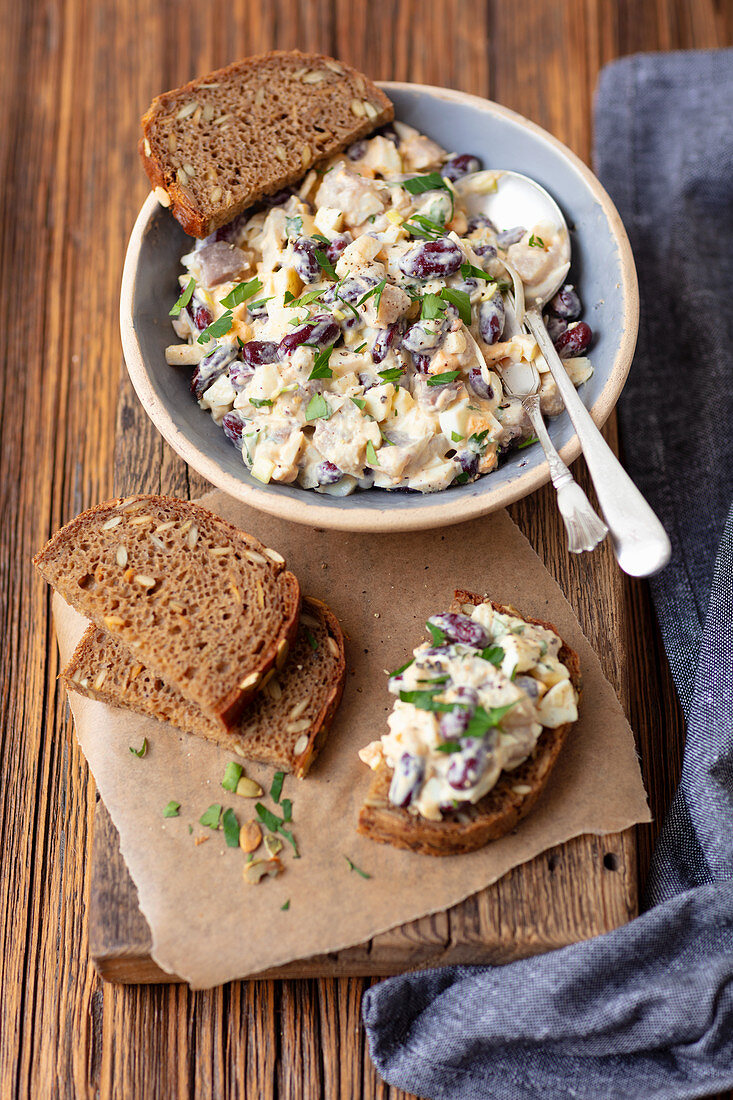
(475, 170, 671, 578)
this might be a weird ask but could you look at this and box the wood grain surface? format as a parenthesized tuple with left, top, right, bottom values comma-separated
(2, 1, 730, 1097)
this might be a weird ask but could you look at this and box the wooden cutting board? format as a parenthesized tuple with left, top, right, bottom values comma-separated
(87, 382, 638, 985)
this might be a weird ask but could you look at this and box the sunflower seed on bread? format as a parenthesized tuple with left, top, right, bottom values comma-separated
(139, 50, 394, 238)
(34, 495, 300, 730)
(61, 597, 346, 777)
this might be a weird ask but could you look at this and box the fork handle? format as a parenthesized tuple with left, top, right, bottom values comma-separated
(525, 306, 671, 577)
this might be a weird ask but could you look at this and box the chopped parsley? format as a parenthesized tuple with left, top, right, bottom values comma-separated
(308, 345, 334, 380)
(481, 644, 505, 666)
(440, 286, 471, 325)
(305, 393, 331, 421)
(305, 627, 319, 651)
(281, 798, 293, 823)
(421, 293, 448, 320)
(350, 396, 366, 409)
(270, 772, 285, 804)
(255, 803, 300, 857)
(221, 761, 243, 792)
(404, 213, 447, 241)
(199, 803, 222, 829)
(249, 397, 273, 408)
(285, 287, 325, 308)
(365, 440, 379, 466)
(222, 807, 240, 848)
(377, 367, 403, 384)
(426, 621, 447, 645)
(463, 703, 516, 738)
(517, 435, 539, 449)
(356, 278, 387, 313)
(248, 297, 273, 311)
(197, 310, 233, 343)
(169, 277, 195, 317)
(344, 855, 372, 879)
(455, 470, 471, 484)
(285, 215, 303, 238)
(311, 232, 330, 245)
(163, 800, 180, 818)
(460, 262, 496, 284)
(129, 738, 148, 758)
(451, 431, 464, 443)
(427, 370, 461, 387)
(468, 429, 491, 454)
(390, 657, 415, 677)
(315, 248, 337, 280)
(403, 171, 454, 217)
(435, 742, 463, 754)
(528, 234, 545, 248)
(220, 277, 263, 309)
(353, 342, 367, 353)
(281, 900, 291, 911)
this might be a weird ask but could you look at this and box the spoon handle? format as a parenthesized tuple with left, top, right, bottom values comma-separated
(523, 394, 608, 554)
(524, 307, 671, 577)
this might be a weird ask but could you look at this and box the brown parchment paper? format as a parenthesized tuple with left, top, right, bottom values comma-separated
(53, 490, 650, 988)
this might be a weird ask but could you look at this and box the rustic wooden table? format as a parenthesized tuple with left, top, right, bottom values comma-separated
(3, 1, 731, 1096)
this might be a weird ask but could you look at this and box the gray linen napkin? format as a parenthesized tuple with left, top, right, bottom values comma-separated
(363, 49, 733, 1100)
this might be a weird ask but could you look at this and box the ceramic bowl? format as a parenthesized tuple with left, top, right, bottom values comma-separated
(120, 82, 638, 532)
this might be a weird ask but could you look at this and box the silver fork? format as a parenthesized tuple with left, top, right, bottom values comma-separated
(500, 358, 608, 554)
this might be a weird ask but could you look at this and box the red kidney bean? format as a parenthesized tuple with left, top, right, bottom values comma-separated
(441, 153, 482, 181)
(388, 753, 426, 808)
(241, 340, 280, 367)
(347, 140, 367, 160)
(292, 238, 321, 283)
(554, 321, 592, 358)
(398, 239, 464, 280)
(190, 345, 237, 399)
(549, 284, 581, 320)
(402, 320, 444, 354)
(315, 460, 342, 486)
(192, 305, 213, 331)
(447, 744, 487, 791)
(278, 315, 340, 356)
(468, 367, 493, 400)
(371, 323, 402, 364)
(326, 233, 352, 265)
(545, 315, 568, 343)
(496, 226, 525, 248)
(478, 296, 505, 345)
(427, 612, 490, 648)
(467, 213, 496, 234)
(222, 411, 246, 446)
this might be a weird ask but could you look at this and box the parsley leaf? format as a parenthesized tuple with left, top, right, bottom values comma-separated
(455, 470, 471, 484)
(481, 644, 505, 666)
(249, 397, 273, 408)
(199, 803, 222, 828)
(344, 855, 372, 879)
(285, 287, 325, 308)
(222, 807, 240, 848)
(463, 703, 516, 738)
(403, 171, 452, 199)
(305, 627, 318, 650)
(421, 293, 448, 320)
(350, 396, 366, 409)
(451, 431, 464, 443)
(460, 262, 496, 284)
(356, 278, 387, 313)
(435, 742, 463, 754)
(281, 798, 292, 823)
(305, 394, 331, 421)
(281, 900, 290, 911)
(248, 297, 273, 311)
(440, 286, 471, 325)
(528, 234, 545, 248)
(426, 621, 446, 645)
(220, 277, 263, 309)
(129, 738, 148, 758)
(197, 310, 233, 343)
(365, 440, 379, 466)
(427, 370, 461, 386)
(169, 277, 195, 317)
(404, 213, 447, 240)
(377, 367, 403, 384)
(285, 215, 303, 238)
(353, 342, 367, 353)
(163, 800, 180, 818)
(221, 761, 243, 792)
(270, 772, 285, 803)
(308, 345, 334, 380)
(517, 435, 539, 450)
(315, 249, 337, 280)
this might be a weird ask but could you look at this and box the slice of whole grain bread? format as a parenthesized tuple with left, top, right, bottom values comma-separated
(62, 597, 345, 777)
(357, 591, 582, 856)
(140, 50, 394, 238)
(34, 495, 300, 731)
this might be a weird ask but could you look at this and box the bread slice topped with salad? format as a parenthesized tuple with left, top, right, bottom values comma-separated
(34, 496, 301, 730)
(140, 50, 394, 238)
(358, 591, 581, 856)
(62, 596, 346, 777)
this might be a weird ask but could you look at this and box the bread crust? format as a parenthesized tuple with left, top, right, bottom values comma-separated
(139, 50, 394, 238)
(61, 596, 346, 777)
(34, 494, 301, 731)
(357, 592, 582, 856)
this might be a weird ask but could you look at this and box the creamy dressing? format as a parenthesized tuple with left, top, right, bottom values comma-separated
(358, 601, 578, 821)
(167, 122, 594, 494)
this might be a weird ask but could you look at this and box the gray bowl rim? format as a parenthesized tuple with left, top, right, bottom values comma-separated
(120, 81, 638, 533)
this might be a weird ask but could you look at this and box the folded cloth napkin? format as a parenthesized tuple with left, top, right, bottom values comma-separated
(363, 49, 733, 1100)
